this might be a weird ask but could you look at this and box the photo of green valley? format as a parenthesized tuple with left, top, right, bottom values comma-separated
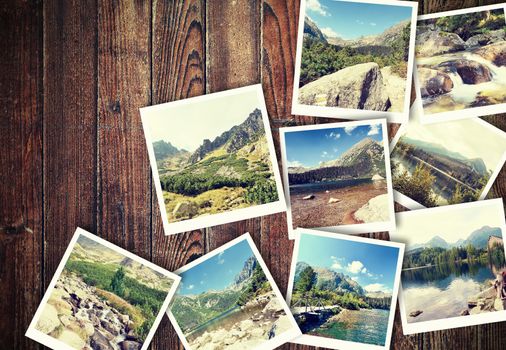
(170, 239, 296, 350)
(296, 0, 414, 113)
(143, 89, 280, 225)
(32, 234, 175, 350)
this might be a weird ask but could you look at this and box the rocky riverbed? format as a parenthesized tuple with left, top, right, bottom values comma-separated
(187, 292, 292, 350)
(35, 272, 143, 350)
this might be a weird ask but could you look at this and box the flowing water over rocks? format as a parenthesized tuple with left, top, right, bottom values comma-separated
(35, 272, 142, 350)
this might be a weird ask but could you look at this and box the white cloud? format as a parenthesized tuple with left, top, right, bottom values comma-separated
(287, 160, 303, 167)
(347, 260, 366, 274)
(306, 0, 329, 16)
(331, 255, 337, 260)
(331, 262, 343, 270)
(333, 148, 339, 153)
(356, 20, 364, 25)
(321, 27, 338, 38)
(326, 131, 341, 139)
(364, 283, 391, 293)
(200, 280, 204, 285)
(187, 284, 195, 290)
(217, 251, 225, 264)
(367, 124, 379, 136)
(321, 151, 329, 158)
(370, 22, 377, 26)
(351, 276, 359, 281)
(344, 126, 357, 135)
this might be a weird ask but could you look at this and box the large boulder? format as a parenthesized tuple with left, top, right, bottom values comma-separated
(120, 340, 142, 350)
(417, 67, 453, 97)
(437, 59, 492, 84)
(90, 330, 114, 350)
(416, 30, 466, 57)
(466, 29, 506, 48)
(172, 201, 198, 218)
(35, 304, 61, 334)
(298, 62, 391, 111)
(57, 330, 86, 349)
(473, 41, 506, 66)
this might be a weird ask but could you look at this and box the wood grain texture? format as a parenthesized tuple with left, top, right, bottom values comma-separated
(97, 0, 152, 257)
(43, 0, 98, 281)
(150, 1, 207, 348)
(0, 1, 43, 349)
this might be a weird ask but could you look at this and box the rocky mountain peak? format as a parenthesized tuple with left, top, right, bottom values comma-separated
(233, 256, 257, 288)
(304, 16, 327, 43)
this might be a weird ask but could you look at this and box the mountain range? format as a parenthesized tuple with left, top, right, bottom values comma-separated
(304, 16, 409, 49)
(171, 256, 260, 332)
(407, 225, 502, 252)
(401, 137, 488, 176)
(288, 138, 385, 183)
(295, 261, 365, 296)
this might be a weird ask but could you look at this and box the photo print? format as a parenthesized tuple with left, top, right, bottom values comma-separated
(391, 199, 506, 334)
(286, 229, 404, 350)
(390, 100, 506, 209)
(292, 0, 418, 122)
(141, 84, 286, 235)
(414, 4, 506, 122)
(280, 119, 396, 238)
(26, 228, 180, 350)
(167, 233, 301, 350)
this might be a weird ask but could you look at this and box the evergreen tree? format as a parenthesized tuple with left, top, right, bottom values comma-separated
(110, 266, 126, 296)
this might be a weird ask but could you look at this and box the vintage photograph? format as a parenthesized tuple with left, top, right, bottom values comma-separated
(292, 0, 417, 121)
(415, 4, 506, 122)
(286, 229, 404, 350)
(391, 199, 506, 334)
(168, 234, 301, 350)
(390, 101, 506, 209)
(141, 85, 286, 235)
(280, 120, 395, 237)
(25, 228, 180, 350)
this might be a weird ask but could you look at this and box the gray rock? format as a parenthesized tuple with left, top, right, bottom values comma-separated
(473, 42, 506, 66)
(90, 330, 114, 350)
(120, 340, 142, 350)
(466, 29, 505, 48)
(172, 201, 198, 218)
(416, 30, 466, 56)
(35, 304, 61, 334)
(409, 310, 423, 317)
(437, 59, 492, 84)
(298, 63, 391, 111)
(302, 194, 315, 200)
(417, 67, 453, 97)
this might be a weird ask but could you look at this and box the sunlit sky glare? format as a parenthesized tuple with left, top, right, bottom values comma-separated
(305, 0, 413, 40)
(284, 123, 383, 168)
(296, 232, 400, 293)
(391, 201, 504, 247)
(177, 239, 257, 296)
(143, 90, 260, 152)
(400, 109, 506, 172)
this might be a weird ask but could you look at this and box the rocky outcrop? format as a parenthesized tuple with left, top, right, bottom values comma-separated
(437, 59, 492, 84)
(417, 67, 453, 97)
(380, 66, 406, 113)
(172, 201, 198, 219)
(353, 194, 389, 223)
(473, 41, 506, 67)
(466, 284, 506, 315)
(36, 272, 142, 350)
(298, 63, 391, 111)
(304, 16, 327, 43)
(466, 29, 506, 48)
(233, 256, 257, 287)
(416, 30, 466, 57)
(188, 108, 264, 164)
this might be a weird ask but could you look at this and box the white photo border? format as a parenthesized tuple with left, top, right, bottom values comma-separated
(413, 3, 506, 124)
(389, 100, 506, 210)
(280, 119, 396, 239)
(285, 228, 405, 350)
(166, 233, 302, 350)
(25, 227, 181, 350)
(291, 0, 418, 123)
(141, 84, 287, 235)
(392, 198, 506, 334)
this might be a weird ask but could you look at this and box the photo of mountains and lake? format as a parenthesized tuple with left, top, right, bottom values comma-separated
(170, 238, 296, 350)
(416, 7, 506, 115)
(295, 0, 414, 113)
(142, 87, 281, 226)
(288, 231, 401, 347)
(32, 233, 175, 350)
(283, 122, 392, 230)
(391, 110, 506, 207)
(392, 200, 506, 325)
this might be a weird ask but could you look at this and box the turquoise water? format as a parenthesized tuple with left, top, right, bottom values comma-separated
(310, 308, 389, 346)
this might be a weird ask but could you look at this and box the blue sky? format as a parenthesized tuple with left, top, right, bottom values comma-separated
(284, 123, 382, 168)
(306, 0, 412, 40)
(177, 240, 256, 296)
(296, 232, 400, 293)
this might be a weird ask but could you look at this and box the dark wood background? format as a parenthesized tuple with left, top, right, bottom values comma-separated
(2, 0, 506, 349)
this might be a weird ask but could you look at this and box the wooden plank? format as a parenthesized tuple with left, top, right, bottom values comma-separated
(0, 1, 43, 349)
(43, 0, 98, 280)
(150, 1, 207, 349)
(97, 0, 152, 257)
(205, 0, 264, 249)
